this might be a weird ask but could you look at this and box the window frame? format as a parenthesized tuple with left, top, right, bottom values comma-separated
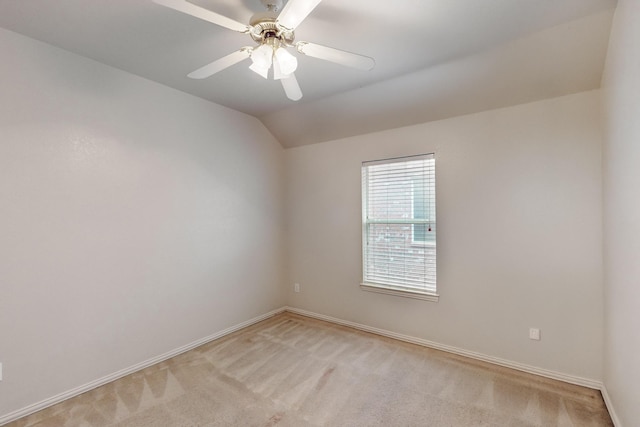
(360, 154, 438, 302)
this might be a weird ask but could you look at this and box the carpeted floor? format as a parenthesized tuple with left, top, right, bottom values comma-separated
(7, 312, 613, 426)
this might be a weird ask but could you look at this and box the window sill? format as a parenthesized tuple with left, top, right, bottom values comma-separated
(360, 283, 439, 302)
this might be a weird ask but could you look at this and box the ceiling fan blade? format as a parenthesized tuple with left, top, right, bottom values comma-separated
(277, 0, 323, 30)
(296, 41, 375, 71)
(187, 48, 252, 79)
(281, 73, 303, 101)
(153, 0, 249, 33)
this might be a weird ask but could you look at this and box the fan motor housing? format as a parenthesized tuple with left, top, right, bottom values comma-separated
(249, 12, 295, 46)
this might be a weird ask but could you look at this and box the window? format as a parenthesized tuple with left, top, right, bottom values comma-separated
(361, 154, 437, 301)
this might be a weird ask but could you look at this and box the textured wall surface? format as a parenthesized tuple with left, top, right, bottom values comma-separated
(602, 0, 640, 424)
(286, 91, 603, 382)
(0, 27, 285, 418)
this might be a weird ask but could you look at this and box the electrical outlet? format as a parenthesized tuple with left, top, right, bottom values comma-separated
(529, 328, 541, 340)
(294, 283, 300, 293)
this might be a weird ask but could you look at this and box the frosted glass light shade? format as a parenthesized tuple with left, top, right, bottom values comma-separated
(250, 43, 273, 78)
(274, 48, 298, 76)
(249, 62, 269, 78)
(273, 57, 285, 80)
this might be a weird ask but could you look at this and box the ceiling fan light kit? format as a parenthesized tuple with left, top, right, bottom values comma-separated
(154, 0, 375, 101)
(248, 30, 298, 80)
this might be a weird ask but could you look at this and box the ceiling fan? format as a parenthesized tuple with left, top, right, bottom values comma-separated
(153, 0, 375, 101)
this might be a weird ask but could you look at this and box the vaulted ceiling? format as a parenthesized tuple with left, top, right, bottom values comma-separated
(0, 0, 617, 147)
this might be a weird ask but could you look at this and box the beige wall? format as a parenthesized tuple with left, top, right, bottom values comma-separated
(285, 91, 603, 381)
(0, 28, 285, 418)
(602, 0, 640, 424)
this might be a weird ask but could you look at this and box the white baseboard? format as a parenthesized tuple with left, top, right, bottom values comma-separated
(2, 306, 617, 426)
(0, 307, 287, 427)
(284, 306, 604, 390)
(600, 385, 622, 427)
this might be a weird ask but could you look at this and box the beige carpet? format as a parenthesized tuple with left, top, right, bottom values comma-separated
(8, 312, 612, 426)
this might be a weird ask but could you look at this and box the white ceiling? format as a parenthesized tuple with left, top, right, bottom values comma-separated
(0, 0, 617, 147)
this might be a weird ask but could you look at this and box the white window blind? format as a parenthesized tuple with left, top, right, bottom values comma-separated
(361, 154, 437, 298)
